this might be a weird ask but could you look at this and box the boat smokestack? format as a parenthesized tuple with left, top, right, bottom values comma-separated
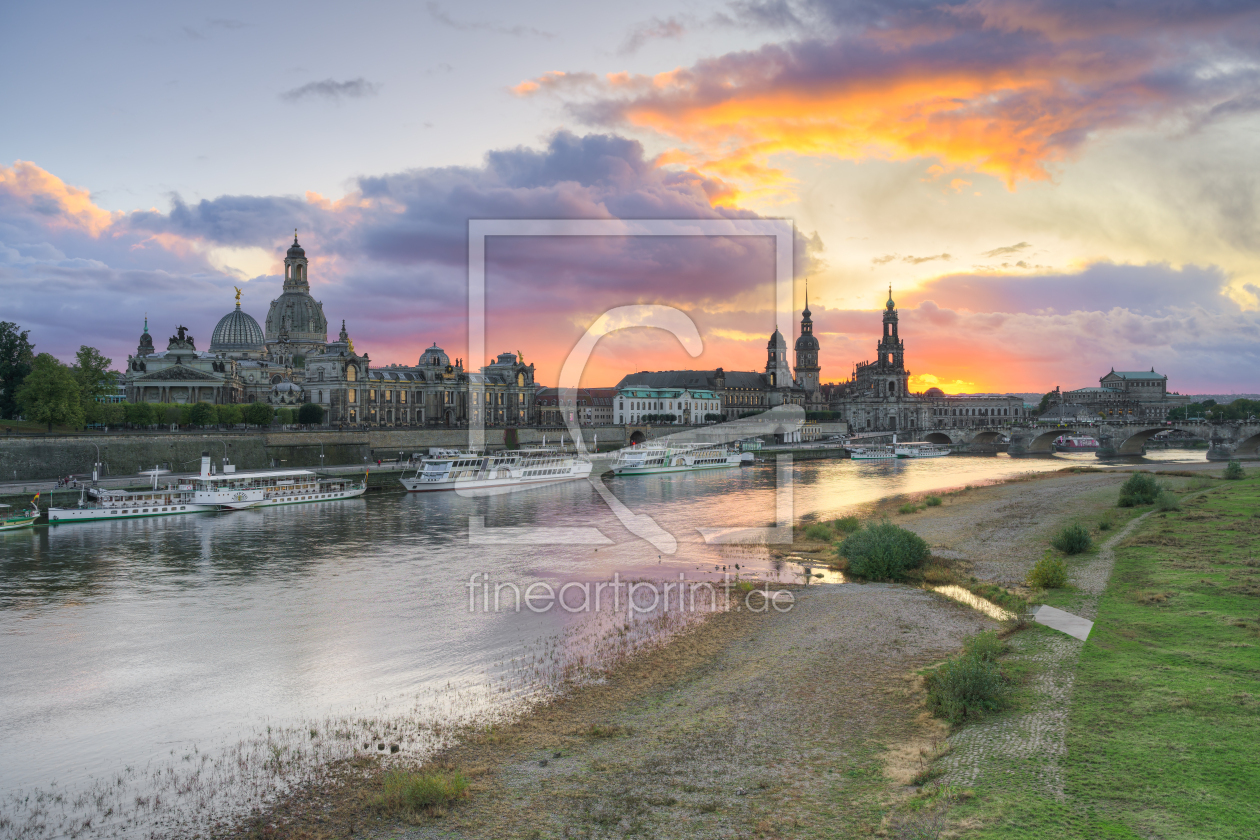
(200, 451, 211, 478)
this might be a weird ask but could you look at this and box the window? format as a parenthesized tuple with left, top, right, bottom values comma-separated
(385, 389, 392, 402)
(346, 366, 357, 382)
(369, 389, 377, 401)
(400, 391, 406, 404)
(349, 389, 356, 404)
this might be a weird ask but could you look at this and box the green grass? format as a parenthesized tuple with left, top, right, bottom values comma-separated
(802, 522, 835, 542)
(375, 768, 469, 813)
(951, 477, 1260, 838)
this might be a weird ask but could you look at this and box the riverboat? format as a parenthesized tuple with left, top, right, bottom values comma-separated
(1, 500, 40, 531)
(400, 448, 592, 492)
(894, 442, 951, 459)
(610, 443, 742, 475)
(47, 454, 366, 523)
(1053, 435, 1099, 452)
(847, 445, 897, 460)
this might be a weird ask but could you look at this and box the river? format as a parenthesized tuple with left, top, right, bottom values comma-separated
(0, 449, 1205, 836)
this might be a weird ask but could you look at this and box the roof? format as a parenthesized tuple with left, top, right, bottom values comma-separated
(1104, 370, 1166, 380)
(615, 370, 770, 390)
(1067, 386, 1124, 394)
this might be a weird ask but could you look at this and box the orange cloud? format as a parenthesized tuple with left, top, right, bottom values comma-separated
(0, 161, 118, 236)
(519, 2, 1260, 197)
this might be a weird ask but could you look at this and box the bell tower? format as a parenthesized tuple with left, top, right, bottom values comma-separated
(794, 280, 821, 393)
(284, 231, 309, 291)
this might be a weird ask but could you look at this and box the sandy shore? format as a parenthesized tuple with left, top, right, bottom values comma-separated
(245, 461, 1223, 840)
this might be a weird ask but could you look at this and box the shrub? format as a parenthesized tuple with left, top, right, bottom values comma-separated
(1098, 519, 1113, 531)
(1027, 553, 1068, 589)
(837, 520, 930, 581)
(297, 402, 324, 426)
(964, 630, 1007, 663)
(833, 516, 861, 533)
(1155, 490, 1181, 512)
(925, 495, 943, 507)
(803, 522, 834, 542)
(1118, 472, 1160, 507)
(1051, 523, 1092, 555)
(1224, 460, 1245, 480)
(924, 654, 1011, 723)
(899, 502, 921, 514)
(377, 769, 469, 812)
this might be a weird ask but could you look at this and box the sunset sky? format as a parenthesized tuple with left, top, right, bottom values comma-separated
(2, 0, 1258, 393)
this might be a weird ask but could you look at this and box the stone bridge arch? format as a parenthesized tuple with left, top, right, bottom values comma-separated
(924, 431, 954, 445)
(1099, 425, 1208, 456)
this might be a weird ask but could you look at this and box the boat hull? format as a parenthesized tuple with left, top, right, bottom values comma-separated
(0, 515, 38, 531)
(611, 460, 740, 475)
(401, 473, 589, 492)
(48, 487, 366, 523)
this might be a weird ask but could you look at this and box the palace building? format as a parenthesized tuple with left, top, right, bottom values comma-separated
(124, 235, 537, 426)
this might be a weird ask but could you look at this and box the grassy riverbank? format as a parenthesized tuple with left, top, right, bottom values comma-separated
(931, 471, 1260, 838)
(226, 463, 1249, 840)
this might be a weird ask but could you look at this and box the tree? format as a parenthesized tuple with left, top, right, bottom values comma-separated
(188, 402, 216, 426)
(243, 402, 274, 427)
(276, 407, 295, 425)
(297, 402, 324, 426)
(98, 402, 126, 428)
(71, 345, 114, 418)
(125, 402, 155, 426)
(218, 404, 243, 426)
(1037, 391, 1055, 415)
(16, 353, 84, 430)
(0, 321, 35, 420)
(503, 426, 519, 449)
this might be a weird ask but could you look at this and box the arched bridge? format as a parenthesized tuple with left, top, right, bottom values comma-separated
(923, 420, 1260, 459)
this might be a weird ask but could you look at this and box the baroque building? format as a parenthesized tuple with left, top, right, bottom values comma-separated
(1049, 369, 1189, 421)
(124, 235, 537, 427)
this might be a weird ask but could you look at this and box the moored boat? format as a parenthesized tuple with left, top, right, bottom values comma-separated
(401, 448, 592, 492)
(48, 453, 366, 523)
(0, 499, 40, 531)
(847, 444, 897, 460)
(610, 443, 741, 475)
(1053, 435, 1099, 452)
(894, 442, 951, 459)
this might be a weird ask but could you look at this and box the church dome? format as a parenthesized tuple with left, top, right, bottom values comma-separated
(210, 304, 265, 353)
(795, 333, 819, 351)
(265, 291, 328, 344)
(767, 328, 787, 350)
(924, 387, 945, 399)
(287, 234, 305, 259)
(420, 343, 450, 367)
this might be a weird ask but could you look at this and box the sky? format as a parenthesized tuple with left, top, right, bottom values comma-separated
(2, 0, 1259, 393)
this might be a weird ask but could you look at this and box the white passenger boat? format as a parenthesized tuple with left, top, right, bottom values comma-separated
(400, 448, 592, 492)
(610, 443, 742, 475)
(894, 442, 951, 459)
(847, 444, 897, 460)
(1, 500, 40, 531)
(47, 453, 366, 523)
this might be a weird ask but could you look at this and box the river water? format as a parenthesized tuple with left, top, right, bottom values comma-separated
(0, 450, 1204, 834)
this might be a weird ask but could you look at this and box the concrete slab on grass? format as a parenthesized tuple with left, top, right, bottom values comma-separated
(1033, 604, 1093, 641)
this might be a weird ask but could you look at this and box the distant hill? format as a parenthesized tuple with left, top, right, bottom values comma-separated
(1187, 395, 1260, 404)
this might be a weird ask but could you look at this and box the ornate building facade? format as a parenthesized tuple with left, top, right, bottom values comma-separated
(124, 236, 538, 427)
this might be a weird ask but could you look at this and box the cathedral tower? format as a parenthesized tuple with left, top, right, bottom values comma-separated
(794, 281, 821, 393)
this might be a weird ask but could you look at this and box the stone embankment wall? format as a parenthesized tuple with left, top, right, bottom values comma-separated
(0, 427, 634, 481)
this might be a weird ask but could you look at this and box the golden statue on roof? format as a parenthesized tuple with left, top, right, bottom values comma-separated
(234, 286, 242, 303)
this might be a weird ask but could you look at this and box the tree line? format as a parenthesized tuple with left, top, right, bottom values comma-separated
(0, 321, 324, 431)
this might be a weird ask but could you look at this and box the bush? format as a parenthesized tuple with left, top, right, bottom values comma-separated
(1118, 472, 1160, 507)
(1098, 518, 1113, 531)
(924, 653, 1011, 723)
(924, 495, 943, 507)
(898, 502, 921, 514)
(1050, 523, 1092, 554)
(1224, 460, 1245, 480)
(833, 516, 861, 533)
(1156, 490, 1181, 511)
(1027, 553, 1068, 589)
(964, 630, 1007, 663)
(837, 520, 930, 581)
(377, 769, 468, 812)
(803, 522, 834, 542)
